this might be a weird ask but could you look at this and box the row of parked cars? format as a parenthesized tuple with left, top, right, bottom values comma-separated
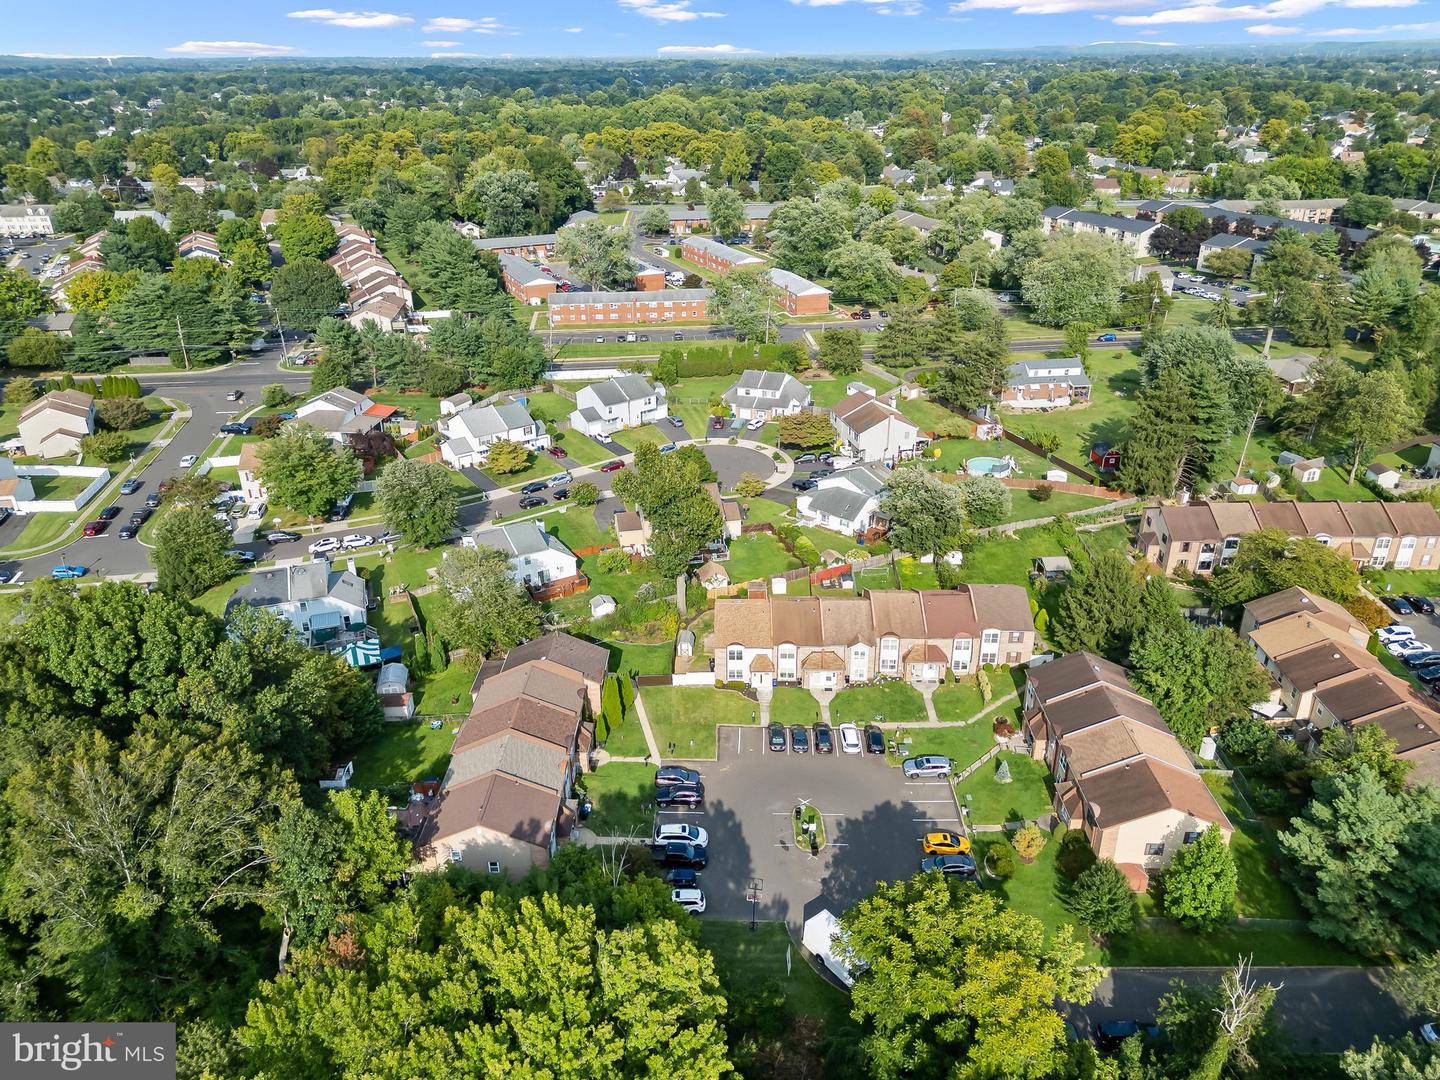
(651, 765, 710, 915)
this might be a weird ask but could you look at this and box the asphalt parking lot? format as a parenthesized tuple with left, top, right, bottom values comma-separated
(655, 725, 963, 928)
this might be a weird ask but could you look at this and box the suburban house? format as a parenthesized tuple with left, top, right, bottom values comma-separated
(1140, 501, 1440, 574)
(498, 253, 560, 304)
(567, 375, 667, 438)
(466, 520, 580, 590)
(439, 401, 550, 469)
(227, 561, 369, 645)
(709, 586, 1036, 692)
(764, 267, 831, 316)
(547, 289, 710, 326)
(1023, 651, 1232, 889)
(704, 481, 744, 540)
(0, 204, 55, 236)
(613, 510, 652, 554)
(1264, 352, 1319, 395)
(663, 202, 777, 235)
(886, 209, 942, 236)
(1002, 358, 1092, 410)
(1276, 451, 1324, 484)
(829, 387, 923, 465)
(292, 387, 384, 443)
(881, 164, 916, 186)
(1240, 588, 1440, 784)
(176, 230, 221, 260)
(418, 657, 593, 876)
(680, 236, 764, 274)
(723, 369, 812, 421)
(493, 631, 610, 714)
(1041, 206, 1160, 257)
(472, 233, 558, 259)
(0, 457, 36, 509)
(795, 463, 889, 537)
(18, 389, 95, 458)
(236, 442, 268, 505)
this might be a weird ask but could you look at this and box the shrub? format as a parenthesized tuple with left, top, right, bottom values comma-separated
(1030, 483, 1053, 503)
(1068, 860, 1138, 938)
(1055, 828, 1098, 882)
(597, 547, 631, 575)
(251, 414, 283, 439)
(986, 846, 1015, 880)
(570, 480, 599, 507)
(80, 430, 130, 462)
(1343, 594, 1393, 632)
(96, 396, 151, 431)
(1011, 824, 1048, 861)
(261, 383, 292, 408)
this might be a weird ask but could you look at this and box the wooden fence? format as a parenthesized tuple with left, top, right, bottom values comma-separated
(1000, 476, 1131, 499)
(528, 573, 589, 602)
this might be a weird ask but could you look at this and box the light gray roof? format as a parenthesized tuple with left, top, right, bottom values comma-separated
(1200, 234, 1268, 251)
(665, 201, 777, 222)
(1264, 352, 1318, 384)
(447, 731, 569, 790)
(764, 267, 829, 297)
(888, 209, 942, 232)
(550, 289, 711, 305)
(589, 374, 660, 407)
(806, 486, 874, 523)
(498, 252, 557, 287)
(824, 463, 889, 497)
(471, 520, 575, 561)
(728, 369, 809, 402)
(0, 204, 53, 218)
(1006, 359, 1090, 388)
(450, 401, 536, 440)
(308, 387, 366, 411)
(228, 562, 367, 613)
(683, 236, 762, 264)
(1042, 207, 1157, 235)
(472, 233, 558, 250)
(575, 406, 604, 424)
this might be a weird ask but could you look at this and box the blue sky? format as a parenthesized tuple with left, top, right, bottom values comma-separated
(9, 0, 1440, 59)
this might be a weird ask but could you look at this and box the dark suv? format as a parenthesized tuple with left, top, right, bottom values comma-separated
(652, 841, 708, 869)
(768, 721, 787, 752)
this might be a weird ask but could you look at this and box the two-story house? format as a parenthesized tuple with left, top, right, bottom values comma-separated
(18, 389, 95, 459)
(465, 520, 580, 590)
(723, 370, 812, 422)
(1002, 358, 1091, 410)
(439, 401, 550, 469)
(226, 560, 368, 645)
(795, 464, 889, 537)
(291, 387, 384, 443)
(829, 387, 923, 465)
(1041, 206, 1160, 257)
(710, 587, 1035, 692)
(568, 375, 668, 439)
(1139, 501, 1440, 575)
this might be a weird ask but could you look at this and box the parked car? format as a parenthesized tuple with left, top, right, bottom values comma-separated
(865, 726, 886, 754)
(813, 723, 833, 754)
(546, 446, 567, 459)
(51, 565, 88, 579)
(1404, 651, 1440, 669)
(652, 841, 708, 869)
(658, 443, 678, 454)
(548, 472, 572, 487)
(655, 822, 709, 847)
(808, 468, 833, 480)
(671, 888, 707, 914)
(790, 725, 810, 753)
(711, 418, 725, 430)
(98, 505, 122, 520)
(1406, 595, 1437, 615)
(519, 481, 548, 494)
(837, 722, 862, 754)
(117, 522, 139, 539)
(922, 831, 971, 856)
(859, 309, 872, 319)
(128, 507, 152, 525)
(1417, 664, 1440, 684)
(668, 415, 685, 427)
(308, 536, 341, 555)
(220, 422, 252, 435)
(746, 418, 765, 431)
(1096, 1020, 1161, 1052)
(119, 478, 142, 495)
(791, 479, 818, 492)
(177, 454, 197, 469)
(1383, 595, 1416, 616)
(225, 389, 243, 401)
(82, 520, 109, 536)
(226, 548, 257, 563)
(1377, 625, 1416, 644)
(920, 853, 978, 878)
(518, 495, 547, 509)
(551, 487, 570, 501)
(1387, 638, 1433, 658)
(266, 530, 301, 544)
(768, 721, 788, 752)
(1096, 332, 1119, 342)
(794, 453, 817, 464)
(375, 531, 402, 544)
(904, 755, 954, 779)
(656, 765, 702, 787)
(656, 784, 705, 807)
(144, 492, 162, 508)
(600, 460, 625, 472)
(341, 533, 373, 550)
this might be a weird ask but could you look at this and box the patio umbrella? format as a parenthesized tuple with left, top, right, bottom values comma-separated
(335, 637, 384, 668)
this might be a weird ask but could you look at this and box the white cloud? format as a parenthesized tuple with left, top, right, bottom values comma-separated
(430, 51, 482, 56)
(949, 0, 1152, 13)
(1114, 0, 1416, 25)
(1247, 21, 1304, 31)
(875, 1, 925, 12)
(1087, 36, 1180, 41)
(287, 9, 414, 28)
(421, 39, 462, 46)
(620, 0, 724, 21)
(562, 26, 585, 31)
(792, 0, 924, 8)
(656, 42, 759, 53)
(422, 16, 513, 33)
(167, 40, 299, 55)
(1310, 18, 1440, 32)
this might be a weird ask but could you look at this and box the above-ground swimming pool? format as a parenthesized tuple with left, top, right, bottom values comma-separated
(965, 455, 1016, 478)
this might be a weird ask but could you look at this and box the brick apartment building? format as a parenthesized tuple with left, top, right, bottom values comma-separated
(681, 236, 764, 274)
(547, 289, 711, 326)
(764, 268, 831, 316)
(472, 233, 558, 259)
(498, 253, 559, 304)
(634, 263, 666, 291)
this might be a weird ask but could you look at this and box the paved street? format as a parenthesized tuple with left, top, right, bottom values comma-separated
(657, 726, 960, 929)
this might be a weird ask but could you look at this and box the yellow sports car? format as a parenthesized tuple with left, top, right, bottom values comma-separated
(922, 831, 971, 856)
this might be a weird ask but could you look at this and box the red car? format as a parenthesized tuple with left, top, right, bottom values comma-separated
(82, 519, 109, 536)
(546, 446, 567, 459)
(600, 461, 625, 473)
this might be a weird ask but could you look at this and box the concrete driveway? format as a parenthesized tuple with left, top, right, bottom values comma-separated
(656, 725, 961, 929)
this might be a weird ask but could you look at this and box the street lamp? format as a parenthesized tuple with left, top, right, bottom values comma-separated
(747, 878, 763, 931)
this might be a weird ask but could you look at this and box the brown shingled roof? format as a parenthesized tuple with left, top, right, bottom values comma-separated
(426, 773, 560, 850)
(1077, 758, 1229, 829)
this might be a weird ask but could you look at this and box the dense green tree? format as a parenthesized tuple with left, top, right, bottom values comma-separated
(1206, 527, 1360, 607)
(6, 326, 66, 369)
(612, 443, 724, 578)
(96, 396, 150, 430)
(1116, 364, 1231, 497)
(433, 544, 542, 657)
(555, 220, 634, 290)
(777, 410, 837, 450)
(269, 257, 345, 330)
(1129, 621, 1271, 750)
(826, 240, 902, 304)
(820, 327, 863, 375)
(152, 503, 235, 599)
(637, 204, 671, 235)
(1340, 1035, 1440, 1079)
(1162, 825, 1238, 929)
(375, 459, 459, 547)
(50, 192, 114, 235)
(462, 168, 540, 236)
(1053, 549, 1142, 660)
(1067, 860, 1137, 939)
(101, 216, 177, 273)
(956, 474, 1012, 528)
(880, 465, 967, 557)
(257, 427, 362, 517)
(706, 185, 745, 238)
(765, 197, 852, 278)
(413, 221, 509, 313)
(708, 264, 778, 342)
(276, 211, 337, 262)
(839, 872, 1099, 1080)
(1020, 232, 1130, 327)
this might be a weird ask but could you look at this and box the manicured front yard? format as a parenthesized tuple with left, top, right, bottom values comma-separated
(830, 681, 926, 726)
(770, 686, 821, 727)
(1002, 349, 1142, 468)
(641, 685, 760, 758)
(482, 452, 564, 488)
(349, 719, 457, 790)
(897, 721, 1001, 772)
(579, 761, 656, 836)
(606, 639, 675, 677)
(953, 751, 1053, 825)
(612, 425, 669, 452)
(552, 430, 614, 466)
(931, 679, 986, 722)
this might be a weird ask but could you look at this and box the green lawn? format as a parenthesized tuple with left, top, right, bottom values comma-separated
(898, 396, 963, 434)
(606, 640, 675, 677)
(580, 762, 656, 836)
(699, 921, 858, 1038)
(931, 679, 987, 722)
(971, 831, 1089, 955)
(598, 699, 652, 758)
(1200, 775, 1305, 920)
(740, 494, 854, 553)
(1365, 567, 1440, 598)
(522, 391, 577, 425)
(1002, 490, 1115, 524)
(808, 371, 897, 409)
(349, 720, 457, 790)
(613, 425, 669, 452)
(665, 375, 739, 405)
(482, 452, 564, 488)
(960, 522, 1132, 586)
(895, 556, 941, 590)
(192, 576, 245, 617)
(770, 686, 821, 727)
(28, 473, 98, 500)
(641, 685, 760, 758)
(923, 437, 1052, 479)
(1003, 349, 1143, 468)
(553, 430, 614, 466)
(831, 682, 926, 726)
(364, 390, 441, 425)
(415, 663, 478, 716)
(5, 509, 80, 552)
(724, 533, 800, 583)
(899, 721, 1000, 772)
(953, 752, 1053, 825)
(546, 506, 613, 553)
(548, 549, 670, 623)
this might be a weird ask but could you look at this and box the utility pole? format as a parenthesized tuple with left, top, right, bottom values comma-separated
(269, 300, 290, 362)
(175, 315, 190, 370)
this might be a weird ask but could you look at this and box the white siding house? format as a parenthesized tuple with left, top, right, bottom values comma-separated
(568, 375, 667, 438)
(464, 520, 579, 588)
(439, 402, 550, 469)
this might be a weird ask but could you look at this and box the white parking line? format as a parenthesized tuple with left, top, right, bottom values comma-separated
(909, 799, 957, 804)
